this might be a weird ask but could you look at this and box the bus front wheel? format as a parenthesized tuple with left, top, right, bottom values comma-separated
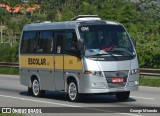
(68, 80, 80, 102)
(116, 91, 130, 101)
(32, 78, 45, 97)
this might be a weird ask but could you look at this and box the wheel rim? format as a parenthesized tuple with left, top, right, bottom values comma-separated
(32, 79, 40, 96)
(69, 82, 77, 101)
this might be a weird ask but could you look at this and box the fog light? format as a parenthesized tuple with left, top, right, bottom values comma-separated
(135, 81, 139, 85)
(128, 81, 139, 86)
(91, 82, 106, 88)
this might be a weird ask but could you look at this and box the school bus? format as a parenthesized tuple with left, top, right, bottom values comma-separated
(19, 15, 139, 102)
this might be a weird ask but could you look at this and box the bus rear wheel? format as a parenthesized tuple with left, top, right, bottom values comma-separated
(68, 80, 80, 102)
(116, 91, 130, 101)
(32, 78, 45, 97)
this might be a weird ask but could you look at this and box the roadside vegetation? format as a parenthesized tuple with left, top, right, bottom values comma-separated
(139, 76, 160, 87)
(0, 0, 159, 68)
(0, 67, 19, 75)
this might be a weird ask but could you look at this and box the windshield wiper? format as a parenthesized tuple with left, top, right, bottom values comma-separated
(88, 53, 118, 59)
(113, 48, 135, 58)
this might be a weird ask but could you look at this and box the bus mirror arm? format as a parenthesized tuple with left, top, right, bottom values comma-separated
(132, 39, 136, 47)
(78, 38, 85, 48)
(81, 46, 85, 57)
(78, 39, 85, 56)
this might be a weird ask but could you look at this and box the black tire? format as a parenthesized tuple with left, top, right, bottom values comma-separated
(68, 80, 80, 102)
(32, 78, 45, 97)
(28, 87, 33, 95)
(116, 91, 130, 101)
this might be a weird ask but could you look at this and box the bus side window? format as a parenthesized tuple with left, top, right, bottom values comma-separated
(65, 31, 78, 51)
(55, 32, 65, 54)
(21, 31, 37, 53)
(38, 31, 54, 54)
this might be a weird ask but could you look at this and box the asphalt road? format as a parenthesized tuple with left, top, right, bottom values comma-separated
(0, 74, 160, 116)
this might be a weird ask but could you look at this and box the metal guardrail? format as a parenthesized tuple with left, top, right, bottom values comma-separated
(0, 62, 160, 77)
(139, 68, 160, 77)
(0, 62, 19, 68)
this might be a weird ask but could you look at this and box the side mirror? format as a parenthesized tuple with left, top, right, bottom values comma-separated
(74, 49, 81, 58)
(66, 49, 81, 59)
(132, 39, 136, 47)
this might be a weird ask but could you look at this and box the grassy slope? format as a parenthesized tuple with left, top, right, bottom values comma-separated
(0, 67, 19, 75)
(139, 76, 160, 87)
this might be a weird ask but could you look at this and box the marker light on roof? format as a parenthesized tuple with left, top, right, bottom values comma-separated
(71, 15, 101, 21)
(76, 17, 101, 21)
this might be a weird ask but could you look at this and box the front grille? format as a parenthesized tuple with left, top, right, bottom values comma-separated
(107, 82, 126, 88)
(103, 71, 129, 88)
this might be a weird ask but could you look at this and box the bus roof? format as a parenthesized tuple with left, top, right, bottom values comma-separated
(23, 20, 121, 31)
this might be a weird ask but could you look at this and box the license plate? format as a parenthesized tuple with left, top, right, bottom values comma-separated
(112, 78, 124, 83)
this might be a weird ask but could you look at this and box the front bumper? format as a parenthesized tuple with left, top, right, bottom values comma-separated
(78, 74, 139, 94)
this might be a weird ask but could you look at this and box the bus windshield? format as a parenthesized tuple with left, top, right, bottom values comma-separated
(79, 25, 135, 60)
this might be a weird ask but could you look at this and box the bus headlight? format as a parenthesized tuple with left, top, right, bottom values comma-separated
(92, 71, 103, 77)
(130, 69, 139, 75)
(84, 71, 103, 77)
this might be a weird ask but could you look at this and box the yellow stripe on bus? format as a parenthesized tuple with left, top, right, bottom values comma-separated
(19, 55, 82, 70)
(54, 56, 63, 70)
(63, 56, 82, 70)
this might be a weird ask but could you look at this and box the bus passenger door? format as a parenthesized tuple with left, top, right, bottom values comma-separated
(54, 31, 65, 91)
